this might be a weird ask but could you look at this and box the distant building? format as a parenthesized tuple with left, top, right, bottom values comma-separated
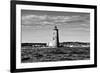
(21, 43, 47, 48)
(59, 42, 90, 47)
(32, 43, 47, 47)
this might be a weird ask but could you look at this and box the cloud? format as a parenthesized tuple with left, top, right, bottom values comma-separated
(66, 26, 90, 32)
(22, 14, 90, 27)
(80, 24, 90, 27)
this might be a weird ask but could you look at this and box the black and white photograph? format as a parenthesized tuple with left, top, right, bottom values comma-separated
(21, 10, 90, 63)
(11, 1, 97, 72)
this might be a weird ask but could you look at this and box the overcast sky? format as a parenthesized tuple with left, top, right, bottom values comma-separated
(21, 10, 90, 43)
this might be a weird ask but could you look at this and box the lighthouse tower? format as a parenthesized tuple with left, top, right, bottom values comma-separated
(52, 26, 59, 47)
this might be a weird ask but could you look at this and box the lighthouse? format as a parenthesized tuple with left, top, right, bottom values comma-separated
(52, 26, 59, 47)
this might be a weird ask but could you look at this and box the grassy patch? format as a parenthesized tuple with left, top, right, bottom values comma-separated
(21, 47, 90, 63)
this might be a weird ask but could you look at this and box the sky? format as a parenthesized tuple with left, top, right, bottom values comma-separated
(21, 10, 90, 43)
